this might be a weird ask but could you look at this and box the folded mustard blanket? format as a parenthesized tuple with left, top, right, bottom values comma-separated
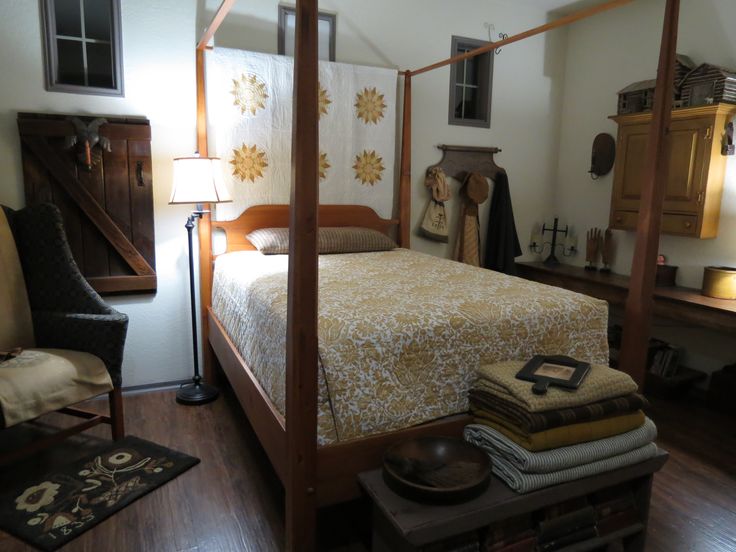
(473, 410, 646, 452)
(469, 389, 648, 433)
(476, 361, 638, 413)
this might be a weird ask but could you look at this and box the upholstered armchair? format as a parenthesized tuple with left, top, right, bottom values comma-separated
(0, 203, 128, 465)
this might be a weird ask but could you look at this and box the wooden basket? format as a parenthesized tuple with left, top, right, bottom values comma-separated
(702, 266, 736, 299)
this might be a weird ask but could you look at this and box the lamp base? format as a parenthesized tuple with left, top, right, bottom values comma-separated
(176, 381, 219, 405)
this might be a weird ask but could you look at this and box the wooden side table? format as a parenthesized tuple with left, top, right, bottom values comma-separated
(359, 450, 668, 552)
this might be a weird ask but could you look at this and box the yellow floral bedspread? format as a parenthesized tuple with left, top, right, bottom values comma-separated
(211, 249, 609, 444)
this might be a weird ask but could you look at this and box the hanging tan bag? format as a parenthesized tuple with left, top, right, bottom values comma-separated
(420, 167, 450, 242)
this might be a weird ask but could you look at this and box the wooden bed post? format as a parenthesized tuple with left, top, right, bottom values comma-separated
(195, 47, 216, 383)
(398, 71, 412, 248)
(195, 1, 236, 383)
(285, 0, 320, 550)
(618, 0, 680, 388)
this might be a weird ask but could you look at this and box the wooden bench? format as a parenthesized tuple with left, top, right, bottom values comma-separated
(359, 449, 668, 552)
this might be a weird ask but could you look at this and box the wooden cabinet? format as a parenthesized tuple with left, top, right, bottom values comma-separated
(609, 103, 736, 239)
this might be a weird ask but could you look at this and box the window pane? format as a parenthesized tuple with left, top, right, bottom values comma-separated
(84, 0, 112, 41)
(454, 58, 465, 86)
(56, 38, 85, 85)
(465, 55, 479, 86)
(454, 85, 464, 119)
(462, 87, 477, 119)
(87, 42, 114, 88)
(55, 0, 82, 37)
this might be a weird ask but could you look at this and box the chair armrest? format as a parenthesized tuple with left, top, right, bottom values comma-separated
(32, 310, 129, 387)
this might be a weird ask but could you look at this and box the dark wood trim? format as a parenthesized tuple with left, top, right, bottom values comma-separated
(619, 0, 680, 387)
(286, 1, 320, 549)
(208, 309, 288, 482)
(197, 0, 237, 51)
(278, 4, 337, 61)
(516, 262, 736, 334)
(17, 116, 151, 140)
(19, 135, 156, 277)
(411, 0, 633, 77)
(398, 72, 412, 248)
(87, 275, 157, 294)
(40, 0, 124, 96)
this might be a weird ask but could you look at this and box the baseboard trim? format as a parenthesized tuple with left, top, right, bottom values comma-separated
(122, 380, 191, 395)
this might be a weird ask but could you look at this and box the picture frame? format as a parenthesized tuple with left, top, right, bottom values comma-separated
(515, 355, 591, 395)
(278, 5, 336, 61)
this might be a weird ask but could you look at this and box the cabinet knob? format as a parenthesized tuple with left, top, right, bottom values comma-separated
(684, 221, 692, 229)
(615, 216, 623, 223)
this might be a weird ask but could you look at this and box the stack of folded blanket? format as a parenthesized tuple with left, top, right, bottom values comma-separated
(464, 361, 658, 494)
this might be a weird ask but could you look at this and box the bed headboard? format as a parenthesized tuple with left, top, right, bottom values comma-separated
(211, 204, 400, 254)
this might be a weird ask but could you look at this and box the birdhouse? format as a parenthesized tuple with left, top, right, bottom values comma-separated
(679, 63, 736, 108)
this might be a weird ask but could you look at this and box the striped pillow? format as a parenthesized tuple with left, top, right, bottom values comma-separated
(248, 227, 396, 255)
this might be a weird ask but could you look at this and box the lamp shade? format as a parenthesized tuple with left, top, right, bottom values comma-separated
(169, 157, 232, 205)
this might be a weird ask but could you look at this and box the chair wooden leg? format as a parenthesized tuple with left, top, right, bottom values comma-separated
(109, 387, 125, 441)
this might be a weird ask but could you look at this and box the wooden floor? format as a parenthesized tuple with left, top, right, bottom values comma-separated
(1, 387, 735, 551)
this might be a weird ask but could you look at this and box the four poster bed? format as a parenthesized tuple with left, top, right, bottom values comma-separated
(192, 0, 680, 549)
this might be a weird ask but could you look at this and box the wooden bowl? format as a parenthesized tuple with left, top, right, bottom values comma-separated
(382, 436, 491, 503)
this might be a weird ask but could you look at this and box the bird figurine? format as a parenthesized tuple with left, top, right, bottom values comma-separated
(64, 117, 112, 171)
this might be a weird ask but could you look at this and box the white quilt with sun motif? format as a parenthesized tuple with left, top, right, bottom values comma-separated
(211, 249, 610, 444)
(205, 48, 398, 221)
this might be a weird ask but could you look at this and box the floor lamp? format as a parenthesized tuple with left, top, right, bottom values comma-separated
(169, 157, 231, 405)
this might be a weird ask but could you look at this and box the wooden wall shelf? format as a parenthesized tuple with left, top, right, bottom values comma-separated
(516, 262, 736, 334)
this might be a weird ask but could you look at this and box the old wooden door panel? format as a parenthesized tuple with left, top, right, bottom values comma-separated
(18, 113, 157, 294)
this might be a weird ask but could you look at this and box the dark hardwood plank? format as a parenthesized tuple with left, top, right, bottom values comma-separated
(127, 140, 156, 270)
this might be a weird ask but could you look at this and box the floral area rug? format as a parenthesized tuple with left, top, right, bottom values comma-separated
(0, 436, 199, 551)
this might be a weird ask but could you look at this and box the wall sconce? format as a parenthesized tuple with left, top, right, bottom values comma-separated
(529, 218, 577, 267)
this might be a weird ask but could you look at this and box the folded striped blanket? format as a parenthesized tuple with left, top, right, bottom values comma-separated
(469, 389, 648, 433)
(465, 426, 658, 494)
(464, 418, 657, 474)
(476, 362, 638, 412)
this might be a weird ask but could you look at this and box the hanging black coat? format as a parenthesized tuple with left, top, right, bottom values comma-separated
(483, 171, 522, 275)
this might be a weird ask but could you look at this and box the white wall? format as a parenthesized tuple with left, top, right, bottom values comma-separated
(202, 0, 569, 261)
(0, 0, 199, 387)
(554, 0, 736, 375)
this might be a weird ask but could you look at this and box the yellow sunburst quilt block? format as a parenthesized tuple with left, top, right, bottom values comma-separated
(353, 150, 385, 186)
(355, 86, 386, 124)
(231, 73, 269, 116)
(231, 144, 268, 182)
(319, 151, 331, 181)
(319, 84, 331, 119)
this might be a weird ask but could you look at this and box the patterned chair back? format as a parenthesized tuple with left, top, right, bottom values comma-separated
(0, 209, 34, 350)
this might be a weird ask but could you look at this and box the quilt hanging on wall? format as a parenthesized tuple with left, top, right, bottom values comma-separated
(206, 48, 398, 221)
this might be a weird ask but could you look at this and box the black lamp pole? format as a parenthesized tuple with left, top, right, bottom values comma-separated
(176, 208, 219, 405)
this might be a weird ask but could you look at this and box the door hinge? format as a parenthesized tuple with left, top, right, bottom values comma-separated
(697, 190, 705, 204)
(705, 127, 713, 140)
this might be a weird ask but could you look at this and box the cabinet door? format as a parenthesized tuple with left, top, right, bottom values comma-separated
(661, 118, 710, 213)
(611, 117, 710, 214)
